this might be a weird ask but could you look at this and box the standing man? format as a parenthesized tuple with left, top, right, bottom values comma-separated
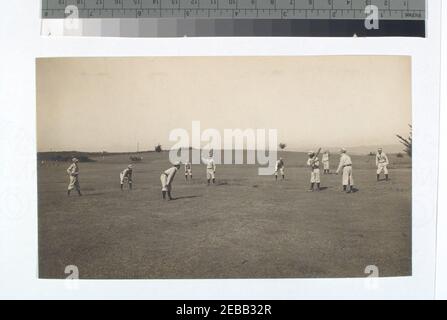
(307, 151, 321, 191)
(160, 162, 181, 200)
(336, 148, 355, 193)
(184, 161, 192, 181)
(274, 157, 285, 181)
(120, 164, 133, 190)
(67, 158, 82, 197)
(376, 148, 389, 181)
(205, 155, 216, 185)
(322, 150, 330, 174)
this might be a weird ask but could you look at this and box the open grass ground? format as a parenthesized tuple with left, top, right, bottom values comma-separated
(38, 151, 411, 279)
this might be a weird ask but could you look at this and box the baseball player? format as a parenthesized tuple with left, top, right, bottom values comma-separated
(184, 161, 192, 180)
(66, 158, 82, 196)
(274, 157, 285, 180)
(307, 151, 321, 191)
(205, 156, 216, 185)
(322, 150, 330, 174)
(336, 148, 355, 193)
(120, 165, 133, 190)
(376, 148, 389, 181)
(160, 162, 181, 200)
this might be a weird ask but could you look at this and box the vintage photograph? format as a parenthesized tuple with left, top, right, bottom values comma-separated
(37, 56, 412, 279)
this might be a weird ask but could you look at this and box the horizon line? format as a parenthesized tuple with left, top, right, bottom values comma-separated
(38, 144, 404, 154)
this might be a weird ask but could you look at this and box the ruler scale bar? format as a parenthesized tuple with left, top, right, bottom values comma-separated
(42, 9, 426, 20)
(42, 0, 425, 20)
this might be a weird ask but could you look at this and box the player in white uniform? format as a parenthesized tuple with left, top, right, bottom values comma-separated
(307, 151, 321, 191)
(184, 162, 192, 180)
(205, 156, 216, 185)
(322, 150, 330, 174)
(376, 148, 389, 181)
(274, 157, 285, 180)
(160, 162, 181, 200)
(120, 165, 133, 190)
(67, 158, 82, 196)
(336, 148, 355, 193)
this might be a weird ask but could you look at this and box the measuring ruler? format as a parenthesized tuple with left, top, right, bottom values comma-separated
(42, 0, 425, 19)
(41, 0, 426, 37)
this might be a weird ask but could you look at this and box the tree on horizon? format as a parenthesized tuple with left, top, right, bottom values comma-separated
(396, 125, 412, 157)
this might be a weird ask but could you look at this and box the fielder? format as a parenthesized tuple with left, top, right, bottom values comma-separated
(184, 162, 192, 180)
(205, 156, 216, 185)
(336, 148, 355, 193)
(307, 151, 321, 191)
(322, 150, 330, 174)
(160, 162, 181, 200)
(274, 157, 285, 180)
(120, 165, 133, 190)
(67, 158, 82, 196)
(376, 148, 390, 181)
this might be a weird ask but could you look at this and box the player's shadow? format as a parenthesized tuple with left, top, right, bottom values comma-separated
(85, 192, 106, 196)
(170, 195, 201, 201)
(318, 187, 329, 191)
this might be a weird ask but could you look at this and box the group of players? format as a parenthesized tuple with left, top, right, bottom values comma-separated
(66, 148, 390, 200)
(275, 148, 390, 194)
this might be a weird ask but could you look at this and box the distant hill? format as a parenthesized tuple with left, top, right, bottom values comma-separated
(37, 151, 95, 163)
(290, 144, 405, 155)
(37, 150, 155, 162)
(338, 144, 405, 155)
(38, 144, 405, 162)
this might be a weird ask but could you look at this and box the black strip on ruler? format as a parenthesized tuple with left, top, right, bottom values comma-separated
(190, 19, 425, 37)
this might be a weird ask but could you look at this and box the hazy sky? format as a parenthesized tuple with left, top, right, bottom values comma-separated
(37, 56, 412, 152)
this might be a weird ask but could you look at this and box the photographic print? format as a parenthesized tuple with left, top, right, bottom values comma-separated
(36, 56, 412, 279)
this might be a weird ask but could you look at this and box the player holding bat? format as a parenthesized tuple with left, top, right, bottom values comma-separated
(307, 149, 321, 192)
(120, 165, 133, 191)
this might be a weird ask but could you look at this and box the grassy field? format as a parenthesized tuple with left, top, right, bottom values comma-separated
(38, 151, 411, 279)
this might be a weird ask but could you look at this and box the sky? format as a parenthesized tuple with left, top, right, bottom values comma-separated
(36, 56, 412, 152)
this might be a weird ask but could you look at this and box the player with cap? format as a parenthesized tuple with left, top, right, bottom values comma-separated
(205, 152, 216, 185)
(376, 148, 390, 181)
(67, 158, 82, 196)
(336, 148, 355, 193)
(274, 157, 285, 180)
(120, 164, 133, 190)
(307, 151, 321, 191)
(160, 162, 181, 200)
(184, 161, 192, 181)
